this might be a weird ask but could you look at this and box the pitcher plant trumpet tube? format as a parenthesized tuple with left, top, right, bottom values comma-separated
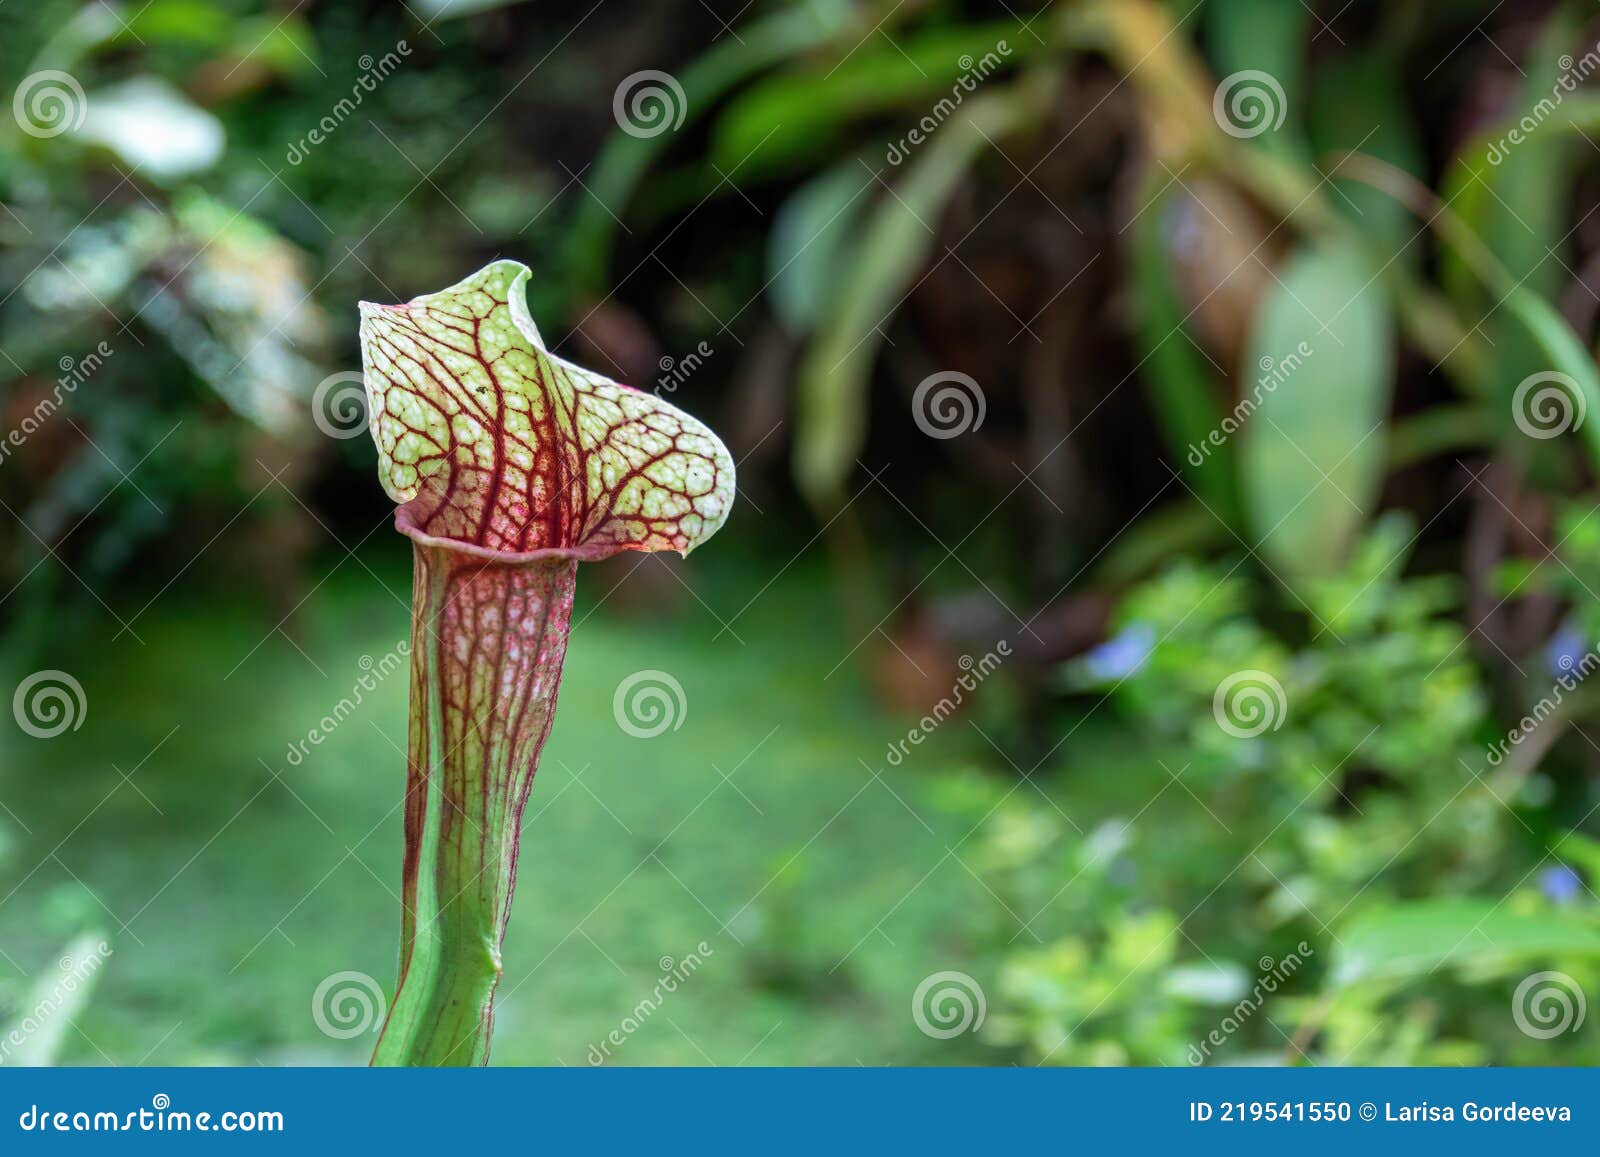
(356, 261, 734, 1065)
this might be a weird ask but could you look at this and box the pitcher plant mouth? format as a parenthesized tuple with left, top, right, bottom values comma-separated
(356, 260, 734, 1065)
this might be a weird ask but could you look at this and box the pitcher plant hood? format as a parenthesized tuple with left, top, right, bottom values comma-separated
(359, 258, 734, 561)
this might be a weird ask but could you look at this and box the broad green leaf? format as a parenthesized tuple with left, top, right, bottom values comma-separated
(766, 159, 877, 333)
(1239, 243, 1394, 585)
(1335, 900, 1600, 985)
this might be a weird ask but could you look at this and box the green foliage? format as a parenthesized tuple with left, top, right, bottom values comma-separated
(1334, 900, 1600, 985)
(8, 0, 1600, 1072)
(970, 518, 1598, 1065)
(1239, 245, 1394, 588)
(794, 81, 1046, 508)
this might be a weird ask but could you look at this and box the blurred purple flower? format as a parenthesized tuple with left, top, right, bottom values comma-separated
(1545, 624, 1588, 678)
(1084, 623, 1155, 682)
(1540, 864, 1582, 905)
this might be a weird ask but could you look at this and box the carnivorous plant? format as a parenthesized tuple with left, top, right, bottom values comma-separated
(356, 261, 734, 1065)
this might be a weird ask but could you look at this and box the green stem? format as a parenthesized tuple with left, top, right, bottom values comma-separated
(371, 545, 578, 1066)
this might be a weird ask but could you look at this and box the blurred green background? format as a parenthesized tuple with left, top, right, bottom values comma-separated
(4, 0, 1600, 1066)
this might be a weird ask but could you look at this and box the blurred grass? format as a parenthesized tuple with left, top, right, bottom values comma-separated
(0, 552, 1113, 1066)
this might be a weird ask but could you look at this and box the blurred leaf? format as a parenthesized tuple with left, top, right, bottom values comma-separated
(711, 20, 1037, 181)
(1335, 900, 1600, 985)
(1308, 54, 1424, 258)
(78, 77, 225, 183)
(411, 0, 534, 17)
(1204, 0, 1307, 157)
(794, 84, 1039, 508)
(1239, 243, 1394, 586)
(1553, 833, 1600, 884)
(1129, 174, 1236, 519)
(565, 5, 844, 296)
(1501, 285, 1600, 471)
(1, 933, 109, 1066)
(1440, 7, 1580, 310)
(766, 158, 876, 333)
(112, 1, 233, 46)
